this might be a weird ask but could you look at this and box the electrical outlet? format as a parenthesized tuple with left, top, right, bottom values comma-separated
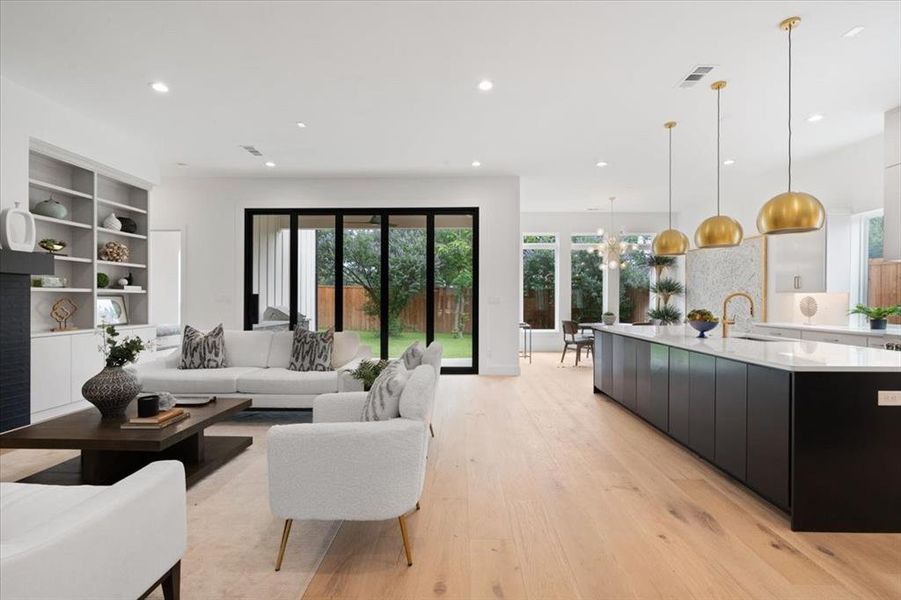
(877, 391, 901, 407)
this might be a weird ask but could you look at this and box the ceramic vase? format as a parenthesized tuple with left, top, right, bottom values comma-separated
(32, 197, 68, 220)
(0, 202, 36, 251)
(103, 213, 122, 231)
(81, 366, 141, 418)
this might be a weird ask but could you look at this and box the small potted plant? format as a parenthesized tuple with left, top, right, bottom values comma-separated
(349, 358, 389, 391)
(686, 309, 720, 338)
(602, 312, 616, 325)
(81, 325, 146, 418)
(647, 304, 683, 326)
(849, 304, 901, 330)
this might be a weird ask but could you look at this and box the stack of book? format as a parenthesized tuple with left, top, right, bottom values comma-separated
(121, 408, 190, 430)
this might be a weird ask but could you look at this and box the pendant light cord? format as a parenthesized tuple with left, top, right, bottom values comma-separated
(668, 127, 673, 229)
(716, 86, 721, 216)
(788, 23, 793, 192)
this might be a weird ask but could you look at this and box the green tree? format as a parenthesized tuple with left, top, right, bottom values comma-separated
(435, 228, 473, 338)
(571, 249, 604, 322)
(522, 248, 556, 328)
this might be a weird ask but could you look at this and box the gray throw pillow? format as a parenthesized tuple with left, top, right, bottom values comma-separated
(179, 324, 227, 369)
(361, 360, 410, 421)
(399, 341, 425, 369)
(288, 327, 334, 372)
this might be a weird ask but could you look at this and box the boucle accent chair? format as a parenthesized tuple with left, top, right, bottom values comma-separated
(267, 364, 436, 569)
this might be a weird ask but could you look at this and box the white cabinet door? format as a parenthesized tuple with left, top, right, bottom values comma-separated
(71, 333, 104, 402)
(800, 330, 867, 347)
(770, 229, 827, 293)
(31, 336, 72, 413)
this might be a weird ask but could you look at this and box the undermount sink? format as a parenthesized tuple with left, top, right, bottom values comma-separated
(733, 334, 784, 343)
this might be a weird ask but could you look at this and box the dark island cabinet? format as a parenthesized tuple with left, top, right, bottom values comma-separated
(593, 331, 613, 394)
(668, 348, 691, 445)
(715, 358, 748, 481)
(688, 352, 716, 461)
(637, 341, 669, 431)
(747, 365, 791, 511)
(612, 334, 637, 410)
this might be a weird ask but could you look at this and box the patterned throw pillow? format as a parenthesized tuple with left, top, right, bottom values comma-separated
(399, 341, 425, 369)
(288, 327, 334, 372)
(361, 360, 410, 421)
(179, 324, 227, 369)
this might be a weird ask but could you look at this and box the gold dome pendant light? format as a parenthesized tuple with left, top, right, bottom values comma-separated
(652, 121, 690, 256)
(695, 80, 744, 248)
(757, 17, 825, 234)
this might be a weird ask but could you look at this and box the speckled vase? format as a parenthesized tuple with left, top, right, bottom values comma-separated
(81, 367, 140, 418)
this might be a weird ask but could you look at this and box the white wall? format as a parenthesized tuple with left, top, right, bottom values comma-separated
(0, 77, 159, 211)
(150, 176, 521, 375)
(884, 107, 901, 260)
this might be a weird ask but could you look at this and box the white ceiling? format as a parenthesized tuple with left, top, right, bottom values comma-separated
(1, 1, 899, 212)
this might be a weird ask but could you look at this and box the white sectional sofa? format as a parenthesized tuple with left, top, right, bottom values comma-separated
(133, 330, 372, 409)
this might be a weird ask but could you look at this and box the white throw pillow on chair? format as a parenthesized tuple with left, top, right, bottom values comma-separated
(361, 360, 410, 421)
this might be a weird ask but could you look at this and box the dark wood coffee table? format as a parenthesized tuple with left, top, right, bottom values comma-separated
(0, 397, 252, 487)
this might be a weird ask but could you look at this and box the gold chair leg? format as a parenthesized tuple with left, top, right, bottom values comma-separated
(429, 423, 435, 438)
(275, 519, 293, 571)
(398, 515, 413, 566)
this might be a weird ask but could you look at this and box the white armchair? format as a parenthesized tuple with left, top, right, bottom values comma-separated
(0, 461, 187, 600)
(267, 364, 436, 569)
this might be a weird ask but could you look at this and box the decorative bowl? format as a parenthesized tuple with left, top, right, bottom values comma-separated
(688, 320, 719, 338)
(38, 238, 67, 253)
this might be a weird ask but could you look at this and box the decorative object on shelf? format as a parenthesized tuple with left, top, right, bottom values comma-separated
(602, 312, 616, 326)
(348, 358, 390, 391)
(126, 271, 134, 285)
(38, 238, 67, 254)
(50, 297, 79, 332)
(97, 272, 110, 288)
(848, 304, 901, 331)
(103, 212, 122, 231)
(97, 294, 129, 325)
(652, 121, 690, 256)
(687, 309, 720, 338)
(799, 296, 818, 325)
(117, 277, 129, 287)
(81, 325, 145, 419)
(757, 17, 826, 235)
(32, 195, 68, 219)
(696, 81, 743, 249)
(99, 240, 129, 262)
(32, 275, 67, 288)
(595, 197, 637, 270)
(118, 216, 138, 234)
(0, 201, 36, 252)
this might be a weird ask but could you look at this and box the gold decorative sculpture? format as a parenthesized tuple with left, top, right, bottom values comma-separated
(51, 297, 79, 332)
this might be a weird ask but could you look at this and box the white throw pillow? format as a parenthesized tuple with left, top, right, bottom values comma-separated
(361, 360, 409, 421)
(399, 341, 425, 369)
(398, 365, 436, 422)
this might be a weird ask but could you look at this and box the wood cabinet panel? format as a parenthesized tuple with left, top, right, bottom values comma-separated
(715, 358, 748, 481)
(688, 352, 716, 461)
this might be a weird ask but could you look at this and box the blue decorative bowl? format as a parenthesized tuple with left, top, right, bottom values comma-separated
(689, 320, 718, 338)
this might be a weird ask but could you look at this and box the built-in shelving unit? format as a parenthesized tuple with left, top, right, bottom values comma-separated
(28, 145, 152, 334)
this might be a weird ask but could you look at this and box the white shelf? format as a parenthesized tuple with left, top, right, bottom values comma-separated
(31, 287, 93, 293)
(97, 227, 147, 240)
(32, 214, 93, 230)
(97, 197, 147, 215)
(29, 178, 93, 200)
(97, 260, 147, 269)
(54, 255, 93, 264)
(97, 288, 146, 294)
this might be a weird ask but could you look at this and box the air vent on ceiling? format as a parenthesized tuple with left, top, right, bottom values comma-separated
(678, 65, 716, 88)
(240, 145, 263, 157)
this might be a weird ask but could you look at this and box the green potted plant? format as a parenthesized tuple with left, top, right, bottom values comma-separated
(647, 304, 683, 325)
(646, 255, 677, 281)
(349, 358, 389, 391)
(849, 304, 901, 330)
(650, 277, 684, 306)
(81, 325, 146, 418)
(602, 311, 616, 325)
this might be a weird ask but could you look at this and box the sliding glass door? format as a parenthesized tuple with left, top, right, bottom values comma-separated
(245, 208, 478, 373)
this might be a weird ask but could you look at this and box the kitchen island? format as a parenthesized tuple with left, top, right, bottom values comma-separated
(592, 324, 901, 532)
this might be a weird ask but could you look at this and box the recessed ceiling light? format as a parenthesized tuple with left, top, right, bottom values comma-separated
(842, 26, 865, 38)
(471, 161, 481, 167)
(477, 80, 494, 92)
(596, 161, 608, 168)
(296, 122, 307, 128)
(723, 159, 736, 166)
(806, 113, 824, 123)
(264, 161, 276, 168)
(149, 81, 169, 93)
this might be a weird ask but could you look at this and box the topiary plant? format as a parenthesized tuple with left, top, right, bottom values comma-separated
(97, 272, 110, 289)
(650, 277, 684, 305)
(647, 304, 683, 325)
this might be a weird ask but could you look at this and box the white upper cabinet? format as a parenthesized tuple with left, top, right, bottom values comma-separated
(769, 213, 850, 294)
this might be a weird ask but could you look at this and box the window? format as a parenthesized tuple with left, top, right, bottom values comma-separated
(571, 235, 604, 322)
(853, 210, 887, 312)
(867, 214, 884, 260)
(521, 234, 558, 330)
(618, 234, 653, 323)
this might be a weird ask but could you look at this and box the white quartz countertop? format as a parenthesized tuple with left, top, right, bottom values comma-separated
(755, 321, 901, 338)
(593, 324, 901, 373)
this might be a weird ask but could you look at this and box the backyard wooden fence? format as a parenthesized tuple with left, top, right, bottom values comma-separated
(316, 286, 473, 333)
(868, 259, 901, 324)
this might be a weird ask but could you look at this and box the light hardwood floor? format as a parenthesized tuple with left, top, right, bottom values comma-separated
(304, 353, 900, 600)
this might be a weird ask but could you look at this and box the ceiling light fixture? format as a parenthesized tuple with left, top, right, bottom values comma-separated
(296, 121, 307, 128)
(806, 113, 824, 123)
(477, 79, 494, 92)
(695, 81, 744, 249)
(596, 197, 633, 270)
(471, 161, 481, 167)
(842, 26, 865, 38)
(264, 161, 276, 168)
(595, 161, 608, 168)
(149, 81, 169, 93)
(652, 121, 690, 256)
(723, 159, 736, 165)
(757, 17, 826, 235)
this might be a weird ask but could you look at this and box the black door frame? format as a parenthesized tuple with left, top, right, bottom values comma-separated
(244, 207, 479, 374)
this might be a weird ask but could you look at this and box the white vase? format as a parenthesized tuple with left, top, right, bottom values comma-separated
(0, 202, 36, 251)
(103, 212, 122, 231)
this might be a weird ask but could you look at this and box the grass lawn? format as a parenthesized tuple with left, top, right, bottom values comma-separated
(354, 330, 472, 359)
